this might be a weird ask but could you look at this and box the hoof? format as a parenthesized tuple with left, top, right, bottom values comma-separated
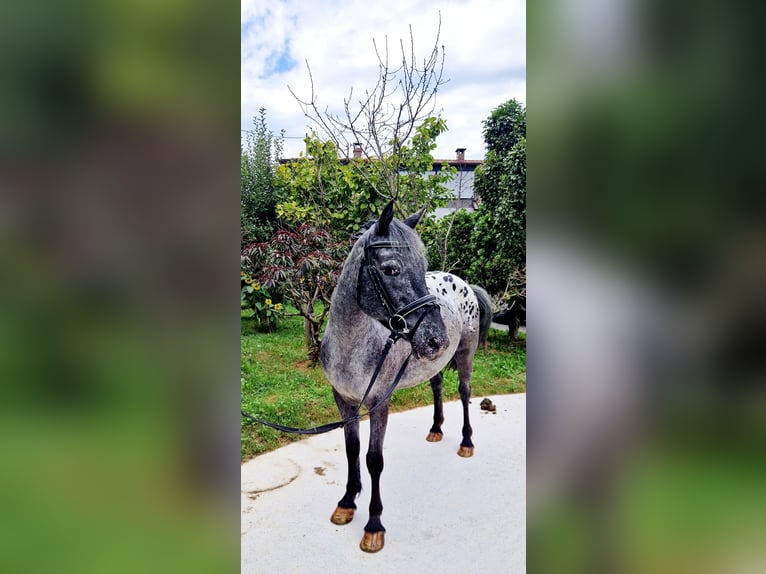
(330, 506, 355, 525)
(457, 445, 474, 458)
(360, 531, 385, 553)
(426, 432, 443, 442)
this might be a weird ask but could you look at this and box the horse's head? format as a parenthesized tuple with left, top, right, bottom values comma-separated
(356, 201, 450, 360)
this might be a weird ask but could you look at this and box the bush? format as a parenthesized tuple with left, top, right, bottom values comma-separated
(240, 270, 284, 332)
(419, 209, 478, 278)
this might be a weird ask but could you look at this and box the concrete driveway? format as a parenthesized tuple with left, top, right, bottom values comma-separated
(241, 393, 525, 573)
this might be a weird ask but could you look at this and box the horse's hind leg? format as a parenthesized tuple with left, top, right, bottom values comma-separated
(426, 372, 444, 442)
(360, 399, 389, 553)
(330, 388, 362, 526)
(455, 349, 475, 458)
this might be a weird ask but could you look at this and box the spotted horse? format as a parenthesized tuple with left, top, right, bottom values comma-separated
(320, 201, 492, 552)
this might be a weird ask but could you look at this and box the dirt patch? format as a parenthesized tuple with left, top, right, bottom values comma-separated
(314, 466, 326, 476)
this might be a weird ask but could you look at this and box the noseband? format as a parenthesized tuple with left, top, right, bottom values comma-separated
(358, 234, 438, 338)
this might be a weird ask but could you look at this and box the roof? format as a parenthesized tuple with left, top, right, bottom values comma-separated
(432, 159, 484, 169)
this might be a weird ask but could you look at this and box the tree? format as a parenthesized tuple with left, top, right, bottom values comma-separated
(275, 122, 454, 241)
(482, 99, 526, 155)
(273, 135, 378, 239)
(241, 107, 284, 245)
(470, 99, 526, 297)
(241, 225, 347, 363)
(419, 208, 477, 277)
(289, 14, 449, 217)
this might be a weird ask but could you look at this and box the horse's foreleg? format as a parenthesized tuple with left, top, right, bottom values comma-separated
(426, 372, 444, 442)
(360, 400, 389, 553)
(456, 350, 475, 458)
(330, 389, 361, 525)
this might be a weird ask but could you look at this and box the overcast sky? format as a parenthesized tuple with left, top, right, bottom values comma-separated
(241, 0, 525, 161)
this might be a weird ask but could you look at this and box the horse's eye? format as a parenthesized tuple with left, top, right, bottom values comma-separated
(382, 265, 400, 277)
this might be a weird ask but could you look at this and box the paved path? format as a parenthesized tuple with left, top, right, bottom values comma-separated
(491, 322, 526, 334)
(241, 393, 525, 573)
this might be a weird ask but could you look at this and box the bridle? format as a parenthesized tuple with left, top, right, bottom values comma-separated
(358, 233, 439, 338)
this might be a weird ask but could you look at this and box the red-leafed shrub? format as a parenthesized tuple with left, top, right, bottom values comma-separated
(242, 224, 348, 362)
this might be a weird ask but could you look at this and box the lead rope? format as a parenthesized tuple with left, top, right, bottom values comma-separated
(240, 331, 412, 435)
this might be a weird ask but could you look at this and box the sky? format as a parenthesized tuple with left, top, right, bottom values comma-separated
(241, 0, 525, 161)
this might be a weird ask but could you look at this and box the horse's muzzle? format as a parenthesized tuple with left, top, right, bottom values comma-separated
(412, 321, 449, 360)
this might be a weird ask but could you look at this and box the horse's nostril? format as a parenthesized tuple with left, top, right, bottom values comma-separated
(428, 337, 441, 350)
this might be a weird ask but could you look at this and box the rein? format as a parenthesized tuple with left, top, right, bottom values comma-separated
(241, 331, 411, 435)
(240, 234, 437, 436)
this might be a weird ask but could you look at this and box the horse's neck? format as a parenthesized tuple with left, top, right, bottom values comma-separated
(328, 253, 376, 337)
(328, 281, 370, 329)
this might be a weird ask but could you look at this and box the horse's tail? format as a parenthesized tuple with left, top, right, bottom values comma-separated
(470, 284, 493, 348)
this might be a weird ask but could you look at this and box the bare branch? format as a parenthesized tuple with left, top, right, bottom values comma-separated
(289, 13, 448, 200)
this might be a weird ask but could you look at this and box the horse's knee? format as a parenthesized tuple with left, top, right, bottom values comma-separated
(344, 434, 360, 459)
(458, 382, 471, 402)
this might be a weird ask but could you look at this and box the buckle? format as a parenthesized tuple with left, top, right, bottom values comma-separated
(388, 314, 409, 333)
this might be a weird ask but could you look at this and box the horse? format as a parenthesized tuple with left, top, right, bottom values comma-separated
(319, 201, 492, 552)
(493, 296, 526, 339)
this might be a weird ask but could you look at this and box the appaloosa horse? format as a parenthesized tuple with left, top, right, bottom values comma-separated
(320, 201, 491, 552)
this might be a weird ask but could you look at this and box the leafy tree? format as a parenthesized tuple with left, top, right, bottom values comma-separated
(419, 208, 478, 277)
(275, 121, 454, 241)
(241, 107, 284, 244)
(482, 99, 526, 154)
(470, 100, 526, 297)
(419, 100, 526, 300)
(273, 136, 377, 238)
(395, 116, 456, 216)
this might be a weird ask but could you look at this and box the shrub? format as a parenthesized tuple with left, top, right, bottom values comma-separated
(419, 209, 478, 278)
(240, 270, 284, 332)
(242, 225, 348, 362)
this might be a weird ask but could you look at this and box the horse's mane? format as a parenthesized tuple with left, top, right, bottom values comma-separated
(350, 220, 376, 242)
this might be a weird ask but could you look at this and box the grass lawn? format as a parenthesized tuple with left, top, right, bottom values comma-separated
(241, 308, 526, 461)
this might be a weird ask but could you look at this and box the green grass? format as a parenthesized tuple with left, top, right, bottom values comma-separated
(241, 309, 525, 461)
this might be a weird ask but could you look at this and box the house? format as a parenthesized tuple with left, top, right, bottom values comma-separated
(430, 148, 484, 219)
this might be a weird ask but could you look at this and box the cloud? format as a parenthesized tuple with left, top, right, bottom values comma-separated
(242, 0, 525, 160)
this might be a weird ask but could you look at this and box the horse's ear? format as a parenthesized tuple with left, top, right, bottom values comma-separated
(403, 208, 425, 229)
(376, 200, 395, 235)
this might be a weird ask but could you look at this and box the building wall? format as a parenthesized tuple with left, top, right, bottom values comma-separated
(442, 169, 476, 202)
(430, 162, 482, 217)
